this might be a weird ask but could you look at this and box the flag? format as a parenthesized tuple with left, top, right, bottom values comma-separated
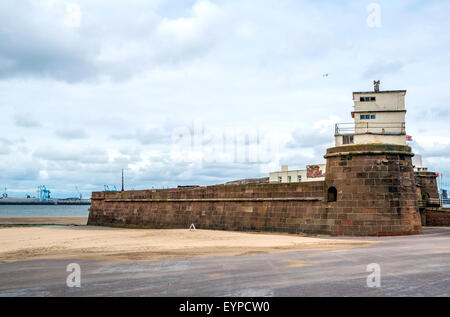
(406, 135, 413, 141)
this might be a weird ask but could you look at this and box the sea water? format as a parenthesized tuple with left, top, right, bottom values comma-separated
(0, 205, 90, 218)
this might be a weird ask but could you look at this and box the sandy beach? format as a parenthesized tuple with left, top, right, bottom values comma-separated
(0, 221, 376, 263)
(0, 217, 88, 226)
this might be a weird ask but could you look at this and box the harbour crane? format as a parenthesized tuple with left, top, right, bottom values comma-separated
(75, 186, 82, 200)
(37, 185, 51, 202)
(103, 185, 118, 192)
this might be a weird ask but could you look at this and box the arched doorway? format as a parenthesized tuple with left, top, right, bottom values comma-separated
(327, 187, 337, 202)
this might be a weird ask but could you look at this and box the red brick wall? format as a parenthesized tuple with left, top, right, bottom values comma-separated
(307, 165, 324, 178)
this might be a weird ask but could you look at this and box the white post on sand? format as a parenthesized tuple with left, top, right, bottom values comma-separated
(189, 223, 196, 231)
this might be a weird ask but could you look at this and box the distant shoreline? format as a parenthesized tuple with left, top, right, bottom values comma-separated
(0, 199, 91, 206)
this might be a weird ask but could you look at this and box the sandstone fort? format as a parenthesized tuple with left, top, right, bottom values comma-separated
(88, 82, 448, 236)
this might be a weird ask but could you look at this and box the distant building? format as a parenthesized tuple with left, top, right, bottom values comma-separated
(412, 154, 429, 172)
(335, 81, 407, 146)
(225, 178, 269, 186)
(269, 164, 326, 183)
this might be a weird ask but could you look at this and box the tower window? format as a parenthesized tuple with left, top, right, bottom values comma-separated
(360, 114, 376, 120)
(288, 176, 292, 183)
(298, 175, 302, 182)
(343, 135, 354, 144)
(360, 97, 376, 102)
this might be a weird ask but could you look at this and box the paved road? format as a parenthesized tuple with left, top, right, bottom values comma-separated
(0, 227, 449, 297)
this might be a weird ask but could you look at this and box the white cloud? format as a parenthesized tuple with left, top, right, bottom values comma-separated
(64, 2, 82, 28)
(156, 1, 221, 40)
(39, 170, 49, 179)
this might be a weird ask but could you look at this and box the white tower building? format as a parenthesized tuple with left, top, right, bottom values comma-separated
(335, 81, 407, 146)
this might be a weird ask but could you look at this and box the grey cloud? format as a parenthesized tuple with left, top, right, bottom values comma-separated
(0, 1, 223, 82)
(0, 1, 100, 82)
(408, 140, 450, 161)
(13, 114, 42, 128)
(111, 128, 172, 145)
(55, 128, 89, 140)
(286, 129, 333, 149)
(278, 152, 325, 169)
(33, 147, 107, 164)
(414, 107, 450, 120)
(416, 144, 450, 159)
(199, 165, 264, 182)
(0, 166, 39, 182)
(0, 138, 12, 146)
(363, 60, 405, 79)
(133, 160, 266, 186)
(136, 128, 172, 145)
(0, 138, 12, 155)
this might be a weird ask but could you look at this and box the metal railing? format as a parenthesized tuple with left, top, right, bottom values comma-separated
(418, 198, 442, 208)
(428, 198, 442, 207)
(335, 122, 406, 136)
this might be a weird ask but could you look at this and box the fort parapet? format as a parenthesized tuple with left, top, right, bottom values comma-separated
(89, 181, 327, 234)
(88, 143, 424, 236)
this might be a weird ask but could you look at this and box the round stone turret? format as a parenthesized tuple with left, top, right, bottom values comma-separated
(324, 144, 422, 236)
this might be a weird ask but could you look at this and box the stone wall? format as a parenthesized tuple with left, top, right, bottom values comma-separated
(88, 182, 330, 234)
(415, 171, 440, 205)
(323, 144, 422, 236)
(414, 171, 440, 225)
(425, 208, 450, 226)
(88, 144, 421, 236)
(88, 144, 423, 236)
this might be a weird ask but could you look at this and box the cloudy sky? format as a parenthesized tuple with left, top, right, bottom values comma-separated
(1, 0, 450, 198)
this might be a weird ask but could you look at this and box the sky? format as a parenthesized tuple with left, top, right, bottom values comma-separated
(1, 0, 450, 198)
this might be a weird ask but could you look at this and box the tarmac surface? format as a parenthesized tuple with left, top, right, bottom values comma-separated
(0, 227, 449, 297)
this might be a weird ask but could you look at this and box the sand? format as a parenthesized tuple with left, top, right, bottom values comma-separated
(0, 217, 88, 226)
(0, 225, 377, 263)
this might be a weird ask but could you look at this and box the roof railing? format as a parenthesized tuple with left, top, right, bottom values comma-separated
(335, 122, 406, 136)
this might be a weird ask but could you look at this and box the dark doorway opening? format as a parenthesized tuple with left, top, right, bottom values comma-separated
(327, 187, 337, 202)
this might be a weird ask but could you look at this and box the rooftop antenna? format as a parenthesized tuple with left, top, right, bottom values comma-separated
(121, 168, 124, 192)
(374, 80, 380, 92)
